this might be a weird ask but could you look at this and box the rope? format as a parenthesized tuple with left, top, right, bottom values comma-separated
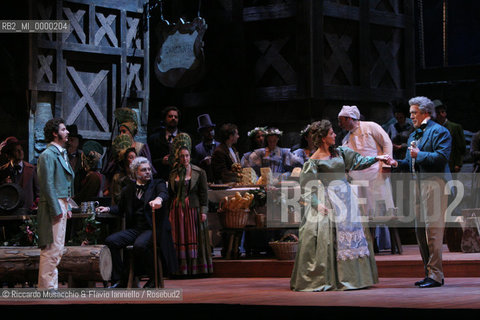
(417, 0, 426, 69)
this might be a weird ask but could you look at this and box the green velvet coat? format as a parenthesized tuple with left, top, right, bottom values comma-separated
(443, 120, 466, 172)
(36, 144, 74, 248)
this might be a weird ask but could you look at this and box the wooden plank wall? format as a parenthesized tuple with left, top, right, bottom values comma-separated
(148, 0, 416, 151)
(26, 0, 416, 155)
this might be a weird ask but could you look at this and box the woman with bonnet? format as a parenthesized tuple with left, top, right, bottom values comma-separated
(168, 133, 213, 276)
(248, 127, 302, 177)
(292, 124, 317, 165)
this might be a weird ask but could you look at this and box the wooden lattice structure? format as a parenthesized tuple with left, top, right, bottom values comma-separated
(147, 0, 417, 138)
(242, 0, 415, 103)
(28, 0, 149, 158)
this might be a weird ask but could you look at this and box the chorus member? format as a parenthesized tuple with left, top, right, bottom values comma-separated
(434, 100, 466, 173)
(338, 105, 395, 251)
(248, 127, 302, 176)
(169, 133, 213, 275)
(110, 146, 137, 205)
(192, 114, 220, 183)
(292, 124, 317, 165)
(241, 126, 267, 167)
(0, 136, 39, 210)
(102, 108, 153, 195)
(66, 125, 84, 197)
(72, 140, 104, 204)
(386, 105, 414, 160)
(148, 106, 183, 180)
(115, 108, 152, 164)
(211, 123, 241, 184)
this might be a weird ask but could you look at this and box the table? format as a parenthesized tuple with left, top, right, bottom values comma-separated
(208, 187, 261, 251)
(208, 187, 302, 259)
(0, 211, 119, 245)
(208, 187, 260, 203)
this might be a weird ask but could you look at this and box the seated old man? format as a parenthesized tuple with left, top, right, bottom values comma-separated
(97, 157, 177, 288)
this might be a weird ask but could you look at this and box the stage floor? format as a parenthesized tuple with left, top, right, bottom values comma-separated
(2, 277, 480, 316)
(2, 245, 480, 316)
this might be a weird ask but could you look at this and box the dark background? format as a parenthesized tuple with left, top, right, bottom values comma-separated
(1, 0, 480, 160)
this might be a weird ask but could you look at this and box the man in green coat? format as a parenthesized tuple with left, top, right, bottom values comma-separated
(434, 100, 466, 173)
(37, 118, 74, 290)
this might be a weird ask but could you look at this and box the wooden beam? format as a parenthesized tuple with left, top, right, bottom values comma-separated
(307, 0, 324, 100)
(254, 37, 296, 85)
(323, 2, 406, 28)
(359, 1, 371, 90)
(323, 1, 360, 21)
(56, 42, 144, 57)
(120, 9, 127, 108)
(37, 54, 54, 84)
(65, 0, 144, 13)
(142, 9, 150, 128)
(403, 0, 416, 98)
(255, 85, 299, 102)
(243, 1, 296, 22)
(78, 130, 112, 140)
(370, 10, 406, 28)
(94, 12, 119, 47)
(66, 66, 110, 131)
(37, 82, 62, 93)
(322, 85, 406, 102)
(63, 6, 87, 44)
(56, 0, 64, 119)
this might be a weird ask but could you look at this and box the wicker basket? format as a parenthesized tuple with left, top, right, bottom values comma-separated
(218, 208, 250, 229)
(269, 234, 299, 260)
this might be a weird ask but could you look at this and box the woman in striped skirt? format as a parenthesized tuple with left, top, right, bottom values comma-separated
(168, 133, 213, 276)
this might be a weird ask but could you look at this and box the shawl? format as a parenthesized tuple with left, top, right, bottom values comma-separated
(170, 133, 192, 206)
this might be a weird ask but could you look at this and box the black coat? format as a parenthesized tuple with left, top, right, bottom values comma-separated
(211, 143, 241, 184)
(110, 178, 178, 274)
(0, 161, 39, 210)
(148, 127, 184, 180)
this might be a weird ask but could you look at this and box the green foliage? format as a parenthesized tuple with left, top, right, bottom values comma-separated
(68, 214, 102, 246)
(9, 217, 38, 246)
(249, 187, 266, 209)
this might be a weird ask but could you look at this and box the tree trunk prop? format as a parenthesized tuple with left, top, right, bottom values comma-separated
(0, 245, 112, 285)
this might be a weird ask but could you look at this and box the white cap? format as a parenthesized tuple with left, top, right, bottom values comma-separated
(338, 105, 360, 120)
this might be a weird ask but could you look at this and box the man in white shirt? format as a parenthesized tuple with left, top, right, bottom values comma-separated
(338, 105, 395, 251)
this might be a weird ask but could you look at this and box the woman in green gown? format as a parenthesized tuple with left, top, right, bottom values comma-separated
(290, 120, 396, 291)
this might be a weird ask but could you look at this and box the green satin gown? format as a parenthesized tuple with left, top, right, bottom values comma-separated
(290, 147, 379, 291)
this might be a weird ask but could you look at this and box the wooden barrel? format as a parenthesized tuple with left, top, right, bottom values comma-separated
(0, 183, 24, 212)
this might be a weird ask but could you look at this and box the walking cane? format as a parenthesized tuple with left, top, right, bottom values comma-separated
(151, 206, 158, 288)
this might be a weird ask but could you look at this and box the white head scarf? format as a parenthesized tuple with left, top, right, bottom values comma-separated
(338, 105, 360, 120)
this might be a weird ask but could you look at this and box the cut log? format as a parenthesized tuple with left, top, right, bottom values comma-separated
(0, 245, 112, 284)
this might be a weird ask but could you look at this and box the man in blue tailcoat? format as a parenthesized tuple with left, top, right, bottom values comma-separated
(392, 96, 451, 288)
